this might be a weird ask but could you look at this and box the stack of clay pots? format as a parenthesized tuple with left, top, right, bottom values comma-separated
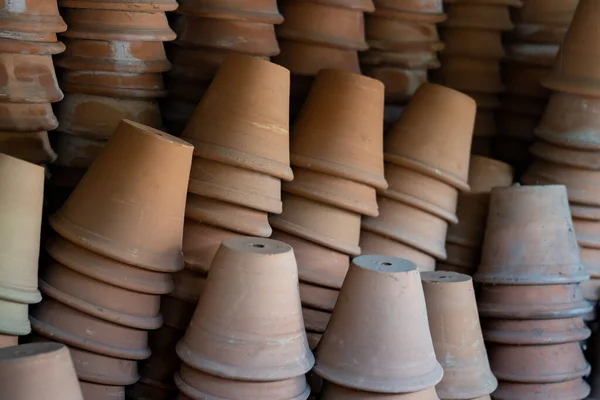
(314, 255, 443, 398)
(274, 0, 372, 120)
(438, 155, 514, 275)
(475, 185, 592, 399)
(30, 120, 193, 398)
(495, 0, 579, 175)
(0, 0, 66, 164)
(362, 0, 446, 128)
(163, 0, 283, 134)
(269, 69, 386, 350)
(361, 84, 475, 273)
(0, 154, 44, 348)
(174, 237, 315, 400)
(433, 0, 519, 156)
(521, 0, 600, 308)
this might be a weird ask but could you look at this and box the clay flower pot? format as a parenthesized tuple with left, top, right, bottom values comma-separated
(0, 334, 16, 348)
(303, 307, 331, 333)
(474, 185, 588, 284)
(573, 218, 600, 247)
(53, 132, 105, 169)
(270, 193, 361, 256)
(580, 278, 600, 301)
(175, 0, 282, 23)
(492, 379, 590, 400)
(278, 2, 367, 50)
(186, 195, 272, 237)
(169, 268, 206, 305)
(271, 229, 350, 289)
(175, 364, 310, 400)
(385, 84, 476, 192)
(50, 120, 193, 273)
(487, 342, 590, 383)
(138, 324, 184, 385)
(59, 70, 166, 99)
(571, 203, 600, 220)
(79, 382, 124, 399)
(273, 39, 361, 76)
(435, 57, 504, 94)
(314, 256, 443, 393)
(0, 53, 62, 103)
(482, 317, 591, 345)
(0, 133, 54, 171)
(542, 0, 600, 97)
(0, 298, 29, 335)
(443, 4, 513, 30)
(299, 282, 339, 312)
(0, 342, 83, 399)
(55, 93, 162, 139)
(581, 247, 600, 277)
(444, 242, 480, 269)
(172, 15, 279, 56)
(366, 16, 443, 52)
(291, 69, 386, 190)
(181, 55, 292, 181)
(308, 0, 375, 12)
(510, 0, 578, 25)
(165, 46, 230, 84)
(359, 230, 436, 271)
(188, 157, 282, 214)
(441, 28, 504, 59)
(0, 0, 66, 35)
(176, 238, 314, 380)
(361, 49, 440, 69)
(322, 383, 439, 399)
(372, 1, 444, 22)
(0, 39, 63, 57)
(530, 141, 600, 170)
(477, 283, 592, 319)
(422, 272, 497, 399)
(60, 0, 177, 11)
(61, 9, 176, 41)
(363, 67, 428, 104)
(0, 103, 58, 132)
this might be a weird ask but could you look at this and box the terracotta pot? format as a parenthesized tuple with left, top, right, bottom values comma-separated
(177, 238, 314, 380)
(127, 381, 174, 399)
(359, 230, 436, 271)
(0, 334, 17, 348)
(39, 262, 162, 330)
(441, 28, 504, 59)
(482, 317, 591, 345)
(443, 4, 513, 30)
(502, 63, 551, 99)
(186, 195, 272, 237)
(580, 278, 600, 301)
(571, 203, 600, 220)
(291, 69, 386, 189)
(172, 15, 279, 56)
(475, 185, 588, 284)
(50, 120, 193, 272)
(0, 30, 58, 43)
(79, 382, 124, 399)
(188, 157, 282, 214)
(170, 268, 206, 305)
(366, 16, 443, 52)
(530, 141, 600, 170)
(307, 332, 321, 350)
(505, 43, 560, 67)
(361, 49, 440, 69)
(363, 67, 427, 104)
(303, 306, 331, 333)
(445, 242, 479, 268)
(363, 196, 448, 260)
(59, 0, 177, 11)
(0, 298, 29, 335)
(160, 296, 194, 331)
(542, 0, 600, 97)
(176, 364, 310, 400)
(385, 84, 475, 191)
(59, 70, 166, 98)
(273, 39, 360, 76)
(372, 3, 445, 22)
(299, 282, 338, 312)
(374, 0, 443, 15)
(0, 342, 82, 399)
(536, 92, 600, 150)
(307, 0, 375, 12)
(278, 2, 367, 50)
(138, 324, 185, 386)
(0, 0, 66, 35)
(488, 342, 590, 383)
(322, 383, 439, 399)
(477, 283, 592, 319)
(175, 0, 282, 23)
(270, 229, 350, 289)
(162, 76, 210, 104)
(510, 0, 578, 25)
(435, 57, 504, 94)
(181, 55, 292, 181)
(0, 102, 58, 132)
(270, 193, 361, 255)
(581, 247, 600, 278)
(165, 46, 228, 84)
(492, 379, 590, 400)
(0, 53, 62, 103)
(422, 272, 497, 399)
(573, 218, 600, 248)
(53, 132, 105, 169)
(283, 167, 378, 217)
(61, 9, 176, 41)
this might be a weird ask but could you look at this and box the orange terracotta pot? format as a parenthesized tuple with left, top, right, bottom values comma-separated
(581, 246, 600, 278)
(303, 306, 331, 333)
(509, 22, 568, 44)
(530, 141, 600, 170)
(359, 230, 436, 271)
(307, 0, 375, 12)
(435, 57, 504, 93)
(385, 83, 476, 191)
(61, 9, 176, 41)
(361, 49, 440, 69)
(299, 282, 339, 312)
(270, 193, 361, 256)
(292, 69, 386, 190)
(482, 317, 591, 345)
(278, 2, 368, 50)
(363, 67, 427, 104)
(573, 218, 600, 248)
(60, 70, 165, 95)
(314, 256, 443, 393)
(160, 296, 194, 331)
(59, 0, 177, 11)
(510, 0, 578, 25)
(307, 332, 321, 350)
(181, 55, 292, 181)
(321, 383, 439, 399)
(488, 342, 590, 383)
(366, 16, 443, 52)
(580, 278, 600, 301)
(0, 52, 62, 103)
(477, 283, 592, 319)
(165, 46, 230, 84)
(0, 298, 29, 335)
(504, 43, 559, 67)
(53, 132, 106, 169)
(492, 379, 590, 400)
(138, 324, 184, 387)
(127, 381, 172, 399)
(175, 0, 283, 23)
(0, 342, 82, 399)
(502, 63, 551, 99)
(172, 14, 279, 56)
(79, 382, 124, 399)
(441, 28, 505, 59)
(475, 185, 588, 284)
(188, 157, 282, 214)
(0, 334, 17, 348)
(0, 0, 66, 36)
(0, 30, 58, 43)
(374, 0, 443, 17)
(443, 4, 513, 30)
(177, 238, 314, 380)
(273, 39, 360, 76)
(445, 242, 479, 268)
(169, 268, 206, 305)
(175, 364, 310, 400)
(0, 102, 58, 132)
(571, 203, 600, 220)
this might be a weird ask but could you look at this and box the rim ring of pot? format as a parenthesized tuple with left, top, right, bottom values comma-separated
(385, 153, 470, 192)
(380, 188, 458, 224)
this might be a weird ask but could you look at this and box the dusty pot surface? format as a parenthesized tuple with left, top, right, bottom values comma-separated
(385, 83, 476, 191)
(0, 102, 58, 132)
(59, 70, 166, 99)
(321, 382, 440, 399)
(441, 28, 504, 59)
(422, 271, 497, 399)
(175, 0, 283, 23)
(530, 140, 600, 170)
(273, 40, 360, 76)
(573, 218, 600, 248)
(176, 237, 314, 381)
(492, 378, 590, 400)
(302, 306, 331, 333)
(580, 278, 600, 301)
(314, 255, 443, 393)
(372, 2, 445, 22)
(0, 0, 66, 37)
(571, 202, 600, 220)
(79, 382, 124, 400)
(59, 0, 177, 11)
(291, 69, 386, 190)
(363, 67, 428, 104)
(175, 363, 310, 400)
(0, 342, 83, 399)
(359, 230, 436, 271)
(0, 52, 63, 103)
(580, 246, 600, 278)
(482, 317, 591, 345)
(0, 298, 30, 335)
(475, 185, 588, 284)
(299, 282, 339, 312)
(53, 131, 106, 169)
(366, 16, 443, 52)
(435, 56, 504, 94)
(477, 283, 592, 319)
(50, 120, 193, 273)
(361, 48, 440, 70)
(165, 45, 231, 84)
(487, 342, 590, 383)
(181, 55, 292, 181)
(443, 4, 514, 30)
(0, 334, 17, 348)
(169, 267, 206, 305)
